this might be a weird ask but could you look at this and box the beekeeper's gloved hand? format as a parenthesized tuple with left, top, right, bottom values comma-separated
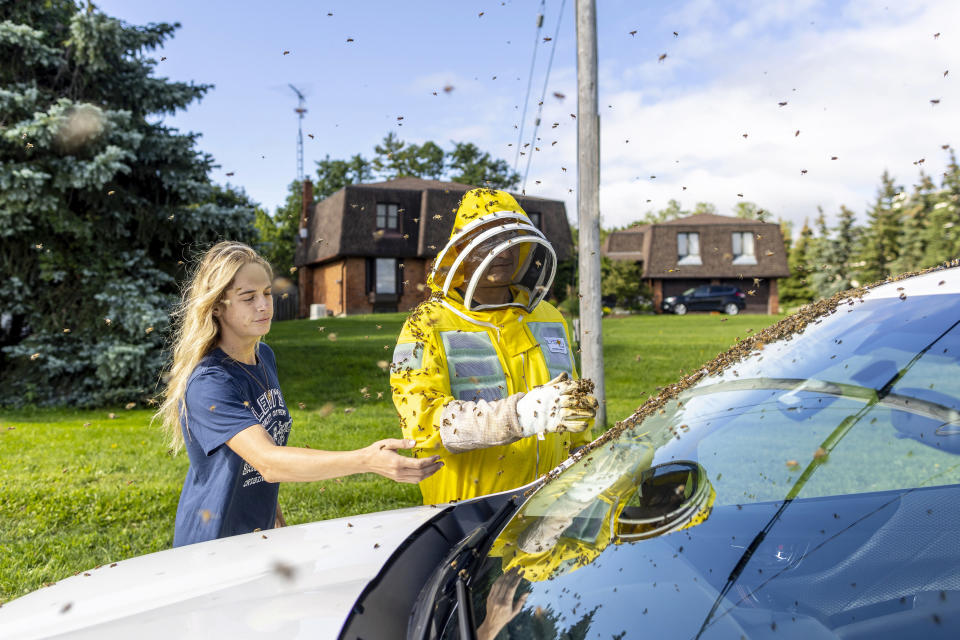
(517, 373, 598, 437)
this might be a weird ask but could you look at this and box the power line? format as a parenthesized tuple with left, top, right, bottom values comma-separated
(522, 0, 567, 193)
(513, 0, 546, 176)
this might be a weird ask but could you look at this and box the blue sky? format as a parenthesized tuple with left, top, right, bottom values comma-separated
(95, 0, 960, 233)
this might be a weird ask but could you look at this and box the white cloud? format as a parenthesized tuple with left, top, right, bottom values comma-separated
(512, 0, 960, 233)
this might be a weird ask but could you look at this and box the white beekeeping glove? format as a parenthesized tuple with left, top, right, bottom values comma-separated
(517, 373, 598, 438)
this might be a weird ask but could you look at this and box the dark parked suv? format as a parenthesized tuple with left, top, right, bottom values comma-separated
(662, 284, 746, 315)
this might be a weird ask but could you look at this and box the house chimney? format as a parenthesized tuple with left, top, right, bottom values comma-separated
(299, 179, 313, 240)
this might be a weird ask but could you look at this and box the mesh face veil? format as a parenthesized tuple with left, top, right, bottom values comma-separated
(430, 212, 557, 312)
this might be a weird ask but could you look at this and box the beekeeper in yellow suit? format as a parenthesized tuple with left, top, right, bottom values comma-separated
(391, 187, 598, 504)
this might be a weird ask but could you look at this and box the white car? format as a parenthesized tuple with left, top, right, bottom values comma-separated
(0, 495, 527, 639)
(4, 265, 960, 639)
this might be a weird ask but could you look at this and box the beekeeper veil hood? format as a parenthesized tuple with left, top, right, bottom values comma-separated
(427, 188, 557, 312)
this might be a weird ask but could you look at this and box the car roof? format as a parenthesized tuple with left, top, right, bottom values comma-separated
(862, 264, 960, 300)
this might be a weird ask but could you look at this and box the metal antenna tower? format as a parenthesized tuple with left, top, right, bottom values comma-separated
(289, 84, 307, 181)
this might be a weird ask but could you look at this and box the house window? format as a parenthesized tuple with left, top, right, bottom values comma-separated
(376, 203, 399, 230)
(375, 258, 397, 294)
(677, 232, 702, 266)
(732, 231, 757, 265)
(528, 211, 542, 229)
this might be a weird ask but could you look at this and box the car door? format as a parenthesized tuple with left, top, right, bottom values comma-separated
(687, 285, 712, 310)
(707, 285, 732, 311)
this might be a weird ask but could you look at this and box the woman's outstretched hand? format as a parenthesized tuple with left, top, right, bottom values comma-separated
(363, 439, 443, 483)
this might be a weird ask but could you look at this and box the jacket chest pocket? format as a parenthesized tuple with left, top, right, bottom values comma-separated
(440, 331, 508, 402)
(527, 321, 575, 379)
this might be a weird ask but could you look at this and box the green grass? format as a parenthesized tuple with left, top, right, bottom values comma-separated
(0, 311, 780, 601)
(602, 313, 769, 421)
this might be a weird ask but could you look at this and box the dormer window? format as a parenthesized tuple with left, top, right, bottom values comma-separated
(677, 232, 702, 266)
(732, 231, 757, 265)
(376, 203, 399, 230)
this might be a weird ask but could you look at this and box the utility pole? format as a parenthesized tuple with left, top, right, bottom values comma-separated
(289, 84, 307, 181)
(576, 0, 605, 426)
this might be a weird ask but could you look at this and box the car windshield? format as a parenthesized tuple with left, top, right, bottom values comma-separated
(458, 279, 960, 640)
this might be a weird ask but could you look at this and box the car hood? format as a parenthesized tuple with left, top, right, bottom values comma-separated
(0, 505, 441, 640)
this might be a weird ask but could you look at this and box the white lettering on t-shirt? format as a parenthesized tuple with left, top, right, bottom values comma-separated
(241, 389, 289, 488)
(250, 388, 285, 423)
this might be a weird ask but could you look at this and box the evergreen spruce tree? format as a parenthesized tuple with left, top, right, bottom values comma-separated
(856, 171, 903, 284)
(779, 219, 816, 307)
(834, 205, 861, 284)
(891, 171, 937, 273)
(808, 209, 833, 297)
(922, 149, 960, 267)
(810, 206, 860, 297)
(0, 3, 256, 406)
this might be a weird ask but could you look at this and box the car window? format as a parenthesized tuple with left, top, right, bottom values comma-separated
(462, 287, 960, 640)
(682, 288, 696, 296)
(693, 286, 710, 297)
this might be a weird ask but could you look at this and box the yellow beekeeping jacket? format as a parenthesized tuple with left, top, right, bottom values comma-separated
(391, 189, 592, 504)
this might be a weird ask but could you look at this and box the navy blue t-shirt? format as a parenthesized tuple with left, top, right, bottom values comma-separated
(173, 343, 292, 547)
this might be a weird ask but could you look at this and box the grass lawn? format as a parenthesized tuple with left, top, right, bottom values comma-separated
(0, 311, 780, 602)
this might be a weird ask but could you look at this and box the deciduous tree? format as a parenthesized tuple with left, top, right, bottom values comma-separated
(314, 154, 373, 200)
(601, 257, 649, 308)
(254, 181, 301, 283)
(315, 134, 519, 198)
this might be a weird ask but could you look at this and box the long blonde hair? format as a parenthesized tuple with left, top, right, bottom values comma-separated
(155, 241, 273, 451)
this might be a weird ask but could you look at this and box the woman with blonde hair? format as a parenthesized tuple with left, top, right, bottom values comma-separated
(156, 241, 442, 547)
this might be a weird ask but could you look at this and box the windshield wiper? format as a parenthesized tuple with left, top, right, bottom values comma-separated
(408, 497, 518, 640)
(691, 409, 864, 640)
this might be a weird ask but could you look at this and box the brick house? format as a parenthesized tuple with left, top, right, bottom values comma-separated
(293, 177, 574, 316)
(602, 213, 790, 313)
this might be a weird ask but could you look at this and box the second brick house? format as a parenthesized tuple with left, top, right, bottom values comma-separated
(602, 213, 790, 313)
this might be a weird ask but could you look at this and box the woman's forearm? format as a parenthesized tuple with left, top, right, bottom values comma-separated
(227, 425, 440, 485)
(227, 424, 443, 482)
(227, 424, 367, 483)
(260, 445, 367, 483)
